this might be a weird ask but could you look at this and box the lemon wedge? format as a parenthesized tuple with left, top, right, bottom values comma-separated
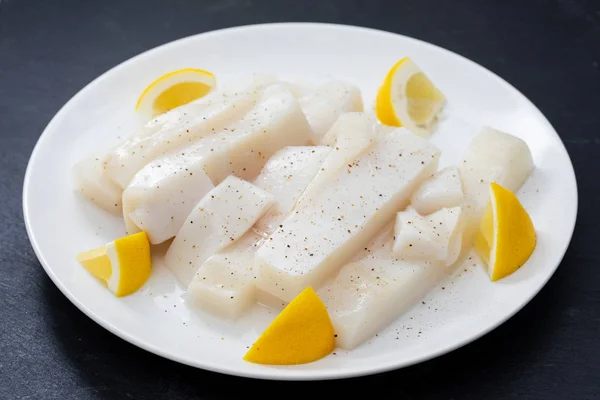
(135, 68, 216, 117)
(76, 231, 152, 297)
(475, 182, 536, 281)
(243, 287, 335, 365)
(375, 57, 445, 136)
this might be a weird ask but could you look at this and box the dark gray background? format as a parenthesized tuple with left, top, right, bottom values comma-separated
(1, 0, 599, 399)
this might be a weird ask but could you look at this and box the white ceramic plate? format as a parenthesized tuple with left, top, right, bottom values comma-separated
(23, 23, 577, 380)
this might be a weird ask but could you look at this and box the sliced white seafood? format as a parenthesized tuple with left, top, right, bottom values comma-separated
(410, 166, 463, 215)
(73, 149, 123, 215)
(104, 75, 278, 189)
(187, 145, 331, 318)
(255, 128, 440, 302)
(176, 84, 312, 184)
(122, 84, 313, 243)
(320, 112, 378, 147)
(392, 206, 463, 266)
(459, 126, 534, 244)
(294, 113, 384, 210)
(122, 164, 215, 243)
(318, 127, 534, 350)
(298, 80, 364, 143)
(187, 232, 265, 319)
(252, 145, 331, 235)
(164, 176, 275, 287)
(318, 225, 450, 350)
(73, 73, 276, 217)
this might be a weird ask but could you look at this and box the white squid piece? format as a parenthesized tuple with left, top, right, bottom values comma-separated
(320, 127, 535, 350)
(72, 149, 123, 215)
(410, 166, 463, 215)
(73, 74, 277, 213)
(255, 128, 440, 302)
(294, 113, 385, 210)
(187, 145, 331, 318)
(319, 225, 453, 350)
(252, 145, 331, 235)
(320, 112, 392, 147)
(459, 126, 534, 246)
(122, 162, 215, 243)
(104, 74, 278, 189)
(392, 206, 464, 266)
(298, 80, 364, 143)
(164, 176, 275, 287)
(187, 231, 265, 319)
(121, 84, 313, 243)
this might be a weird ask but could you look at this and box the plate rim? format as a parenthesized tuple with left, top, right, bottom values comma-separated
(22, 22, 579, 381)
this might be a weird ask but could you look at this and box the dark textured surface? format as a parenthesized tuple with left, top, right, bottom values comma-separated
(1, 0, 599, 398)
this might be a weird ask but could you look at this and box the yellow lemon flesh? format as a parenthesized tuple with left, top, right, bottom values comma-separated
(244, 287, 335, 365)
(135, 68, 216, 118)
(475, 182, 536, 281)
(76, 232, 152, 297)
(375, 57, 445, 136)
